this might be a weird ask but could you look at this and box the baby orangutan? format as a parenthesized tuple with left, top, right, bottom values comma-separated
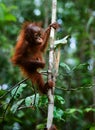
(12, 22, 58, 94)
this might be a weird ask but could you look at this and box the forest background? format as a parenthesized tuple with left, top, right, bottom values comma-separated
(0, 0, 95, 130)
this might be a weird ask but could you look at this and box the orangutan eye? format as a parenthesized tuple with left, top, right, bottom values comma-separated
(34, 33, 41, 39)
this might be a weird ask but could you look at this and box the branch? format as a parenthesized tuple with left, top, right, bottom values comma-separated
(54, 35, 69, 49)
(0, 78, 28, 121)
(54, 35, 69, 78)
(0, 78, 28, 99)
(46, 0, 57, 129)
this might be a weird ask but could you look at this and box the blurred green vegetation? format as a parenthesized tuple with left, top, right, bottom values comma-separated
(0, 0, 95, 130)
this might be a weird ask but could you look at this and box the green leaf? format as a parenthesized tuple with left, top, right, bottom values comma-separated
(25, 94, 39, 107)
(90, 126, 95, 130)
(17, 111, 24, 118)
(54, 107, 64, 121)
(85, 108, 93, 112)
(55, 95, 65, 105)
(87, 16, 94, 31)
(25, 96, 33, 107)
(72, 63, 89, 71)
(60, 62, 71, 72)
(38, 95, 48, 107)
(66, 108, 83, 115)
(11, 83, 27, 99)
(36, 124, 44, 130)
(5, 14, 16, 22)
(0, 3, 17, 22)
(0, 3, 6, 11)
(11, 99, 24, 113)
(67, 108, 76, 114)
(54, 35, 69, 48)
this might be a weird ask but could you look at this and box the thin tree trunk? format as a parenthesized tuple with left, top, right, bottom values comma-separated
(46, 0, 57, 129)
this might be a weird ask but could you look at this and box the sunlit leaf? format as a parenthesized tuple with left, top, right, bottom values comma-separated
(25, 96, 33, 107)
(60, 62, 71, 72)
(5, 14, 16, 22)
(54, 35, 69, 48)
(67, 108, 76, 114)
(90, 126, 95, 130)
(85, 108, 93, 112)
(66, 108, 83, 114)
(11, 99, 24, 113)
(11, 83, 27, 99)
(55, 95, 65, 105)
(25, 94, 39, 107)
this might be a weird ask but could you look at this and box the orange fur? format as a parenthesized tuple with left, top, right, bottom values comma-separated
(12, 22, 58, 94)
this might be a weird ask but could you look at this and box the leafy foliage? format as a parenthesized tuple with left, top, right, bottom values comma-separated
(0, 0, 95, 130)
(11, 83, 27, 99)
